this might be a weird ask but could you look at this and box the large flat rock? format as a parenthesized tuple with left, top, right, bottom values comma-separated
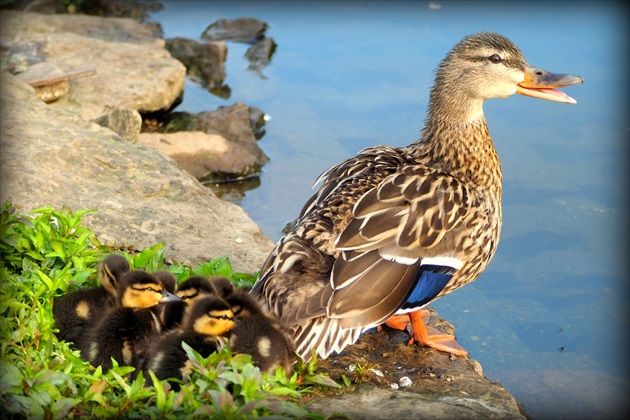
(0, 73, 273, 274)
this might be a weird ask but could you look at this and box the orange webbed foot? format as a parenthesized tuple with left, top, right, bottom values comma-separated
(383, 309, 468, 357)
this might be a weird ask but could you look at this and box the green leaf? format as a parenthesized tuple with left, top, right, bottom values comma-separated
(132, 242, 165, 270)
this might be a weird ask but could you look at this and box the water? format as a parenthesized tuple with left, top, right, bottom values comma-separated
(150, 2, 629, 418)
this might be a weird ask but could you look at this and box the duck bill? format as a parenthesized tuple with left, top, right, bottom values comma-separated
(516, 65, 583, 104)
(160, 291, 181, 302)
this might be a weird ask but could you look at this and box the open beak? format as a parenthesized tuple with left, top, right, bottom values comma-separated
(516, 65, 583, 104)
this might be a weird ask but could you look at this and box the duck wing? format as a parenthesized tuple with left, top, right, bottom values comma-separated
(326, 164, 472, 329)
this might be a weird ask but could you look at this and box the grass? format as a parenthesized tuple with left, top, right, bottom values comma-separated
(0, 200, 340, 418)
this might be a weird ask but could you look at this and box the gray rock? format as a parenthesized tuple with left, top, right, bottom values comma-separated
(165, 37, 227, 90)
(0, 10, 186, 120)
(136, 131, 261, 179)
(308, 383, 526, 419)
(245, 36, 277, 74)
(0, 73, 273, 274)
(163, 103, 269, 166)
(92, 108, 143, 143)
(201, 17, 268, 44)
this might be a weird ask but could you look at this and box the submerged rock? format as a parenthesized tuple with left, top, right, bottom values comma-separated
(201, 17, 268, 44)
(165, 37, 228, 90)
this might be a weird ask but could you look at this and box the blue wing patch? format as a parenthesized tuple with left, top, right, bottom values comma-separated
(401, 265, 456, 310)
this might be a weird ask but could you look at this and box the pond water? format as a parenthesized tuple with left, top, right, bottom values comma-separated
(150, 2, 629, 418)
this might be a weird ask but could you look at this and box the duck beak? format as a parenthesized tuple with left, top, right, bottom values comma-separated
(160, 291, 180, 302)
(516, 65, 583, 104)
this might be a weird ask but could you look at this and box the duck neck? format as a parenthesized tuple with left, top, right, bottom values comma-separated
(408, 105, 503, 194)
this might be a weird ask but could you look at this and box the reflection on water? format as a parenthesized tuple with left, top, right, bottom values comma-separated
(203, 176, 261, 205)
(151, 2, 629, 418)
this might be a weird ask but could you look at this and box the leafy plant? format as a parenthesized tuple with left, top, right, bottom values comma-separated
(0, 200, 336, 418)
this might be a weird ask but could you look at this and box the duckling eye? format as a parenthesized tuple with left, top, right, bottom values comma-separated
(488, 54, 502, 64)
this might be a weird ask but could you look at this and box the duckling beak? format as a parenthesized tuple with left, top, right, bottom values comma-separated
(516, 65, 583, 104)
(160, 291, 180, 302)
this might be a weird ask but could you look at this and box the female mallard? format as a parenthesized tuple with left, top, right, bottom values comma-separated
(250, 32, 582, 361)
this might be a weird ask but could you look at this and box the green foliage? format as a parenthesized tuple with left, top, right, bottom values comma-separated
(0, 201, 336, 418)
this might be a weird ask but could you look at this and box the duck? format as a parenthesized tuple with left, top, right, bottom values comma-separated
(84, 270, 179, 371)
(142, 295, 235, 390)
(227, 291, 295, 375)
(151, 270, 178, 294)
(53, 254, 130, 346)
(250, 32, 582, 361)
(159, 275, 223, 331)
(208, 276, 237, 298)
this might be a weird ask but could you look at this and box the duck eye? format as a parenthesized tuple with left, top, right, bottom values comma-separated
(488, 54, 502, 64)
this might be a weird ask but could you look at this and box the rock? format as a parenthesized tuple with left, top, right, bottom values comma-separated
(136, 131, 261, 179)
(0, 10, 160, 45)
(245, 36, 277, 74)
(304, 316, 528, 419)
(0, 10, 186, 120)
(0, 73, 273, 274)
(165, 37, 227, 90)
(162, 103, 269, 166)
(93, 108, 143, 143)
(14, 61, 69, 102)
(201, 17, 268, 44)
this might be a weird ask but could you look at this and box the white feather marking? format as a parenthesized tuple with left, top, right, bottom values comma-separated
(277, 253, 303, 273)
(420, 256, 463, 270)
(380, 253, 418, 265)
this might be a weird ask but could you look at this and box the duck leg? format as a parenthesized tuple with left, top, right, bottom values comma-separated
(384, 309, 468, 356)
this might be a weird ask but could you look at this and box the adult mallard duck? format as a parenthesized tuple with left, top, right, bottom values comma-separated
(250, 32, 582, 361)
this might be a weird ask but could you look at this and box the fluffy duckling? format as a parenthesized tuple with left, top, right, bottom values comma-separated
(152, 270, 178, 294)
(227, 292, 295, 375)
(208, 276, 236, 298)
(159, 275, 219, 331)
(142, 295, 235, 390)
(53, 254, 130, 346)
(85, 270, 179, 371)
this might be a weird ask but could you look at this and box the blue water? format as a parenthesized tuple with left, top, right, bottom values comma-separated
(150, 2, 629, 418)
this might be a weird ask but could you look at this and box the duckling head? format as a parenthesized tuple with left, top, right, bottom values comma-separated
(184, 295, 235, 337)
(226, 292, 265, 320)
(176, 276, 217, 306)
(151, 270, 178, 294)
(97, 254, 130, 297)
(208, 276, 236, 298)
(117, 270, 179, 309)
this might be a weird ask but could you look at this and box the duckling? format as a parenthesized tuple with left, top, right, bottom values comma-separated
(159, 275, 219, 331)
(85, 270, 179, 371)
(142, 295, 235, 389)
(152, 270, 177, 294)
(250, 32, 582, 361)
(208, 276, 236, 298)
(53, 254, 130, 346)
(227, 291, 295, 375)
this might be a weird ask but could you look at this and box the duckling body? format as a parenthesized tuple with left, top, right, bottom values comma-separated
(250, 32, 582, 361)
(143, 295, 235, 389)
(227, 292, 294, 375)
(53, 254, 130, 347)
(85, 270, 179, 371)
